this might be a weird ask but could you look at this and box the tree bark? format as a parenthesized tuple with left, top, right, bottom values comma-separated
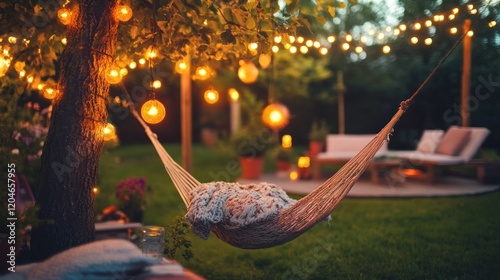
(31, 0, 119, 261)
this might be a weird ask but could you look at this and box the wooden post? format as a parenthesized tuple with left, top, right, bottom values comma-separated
(181, 58, 192, 172)
(461, 19, 471, 127)
(337, 70, 346, 134)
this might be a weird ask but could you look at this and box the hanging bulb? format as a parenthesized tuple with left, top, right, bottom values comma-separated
(103, 123, 117, 141)
(115, 5, 133, 22)
(43, 87, 58, 100)
(105, 65, 122, 84)
(141, 99, 166, 124)
(204, 88, 219, 104)
(228, 88, 239, 102)
(238, 61, 259, 84)
(58, 8, 72, 25)
(175, 59, 189, 74)
(258, 54, 271, 69)
(195, 66, 211, 80)
(262, 103, 290, 130)
(152, 80, 161, 89)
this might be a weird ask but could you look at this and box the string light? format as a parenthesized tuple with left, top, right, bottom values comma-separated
(105, 65, 122, 84)
(138, 58, 146, 65)
(103, 123, 117, 141)
(58, 8, 72, 25)
(129, 61, 137, 69)
(289, 46, 297, 53)
(289, 36, 296, 43)
(319, 47, 328, 55)
(43, 87, 58, 100)
(175, 59, 189, 74)
(61, 38, 67, 45)
(382, 45, 391, 54)
(327, 36, 336, 43)
(410, 37, 418, 44)
(120, 68, 128, 76)
(19, 70, 26, 78)
(300, 46, 308, 54)
(450, 27, 458, 34)
(228, 88, 239, 102)
(204, 88, 219, 104)
(282, 135, 292, 149)
(489, 21, 496, 28)
(258, 53, 272, 69)
(8, 36, 17, 44)
(237, 61, 258, 84)
(272, 45, 279, 53)
(342, 43, 350, 50)
(262, 103, 290, 130)
(141, 99, 166, 124)
(195, 65, 211, 80)
(152, 80, 161, 89)
(274, 35, 282, 44)
(467, 30, 474, 37)
(424, 38, 433, 45)
(115, 5, 133, 22)
(413, 22, 422, 30)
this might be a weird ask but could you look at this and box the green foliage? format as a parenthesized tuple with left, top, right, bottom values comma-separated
(163, 216, 194, 262)
(229, 90, 276, 157)
(98, 144, 500, 279)
(308, 120, 329, 142)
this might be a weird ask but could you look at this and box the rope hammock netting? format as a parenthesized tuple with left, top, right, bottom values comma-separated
(117, 10, 481, 248)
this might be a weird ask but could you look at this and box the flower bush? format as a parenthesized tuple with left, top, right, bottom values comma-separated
(115, 177, 152, 222)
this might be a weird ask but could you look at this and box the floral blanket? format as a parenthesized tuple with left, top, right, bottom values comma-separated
(185, 182, 297, 239)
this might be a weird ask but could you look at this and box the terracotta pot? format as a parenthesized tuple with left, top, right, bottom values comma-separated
(309, 141, 323, 155)
(239, 157, 264, 179)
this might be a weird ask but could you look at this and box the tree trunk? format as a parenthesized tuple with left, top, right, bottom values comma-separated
(31, 0, 119, 261)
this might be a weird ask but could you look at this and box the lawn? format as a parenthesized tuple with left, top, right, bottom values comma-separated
(97, 143, 500, 280)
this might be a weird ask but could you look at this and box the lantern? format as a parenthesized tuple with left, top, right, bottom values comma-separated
(204, 89, 219, 104)
(58, 8, 72, 25)
(103, 123, 117, 141)
(115, 5, 133, 22)
(262, 103, 290, 130)
(105, 65, 122, 84)
(141, 99, 166, 124)
(238, 61, 259, 84)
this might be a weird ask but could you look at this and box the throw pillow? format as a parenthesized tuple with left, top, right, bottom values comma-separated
(435, 126, 471, 156)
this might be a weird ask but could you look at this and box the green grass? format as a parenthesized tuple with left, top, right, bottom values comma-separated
(97, 144, 500, 280)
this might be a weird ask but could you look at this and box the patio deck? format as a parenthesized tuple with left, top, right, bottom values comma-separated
(238, 173, 499, 197)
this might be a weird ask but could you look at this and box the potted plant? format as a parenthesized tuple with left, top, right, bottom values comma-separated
(230, 91, 275, 179)
(308, 120, 329, 155)
(115, 177, 153, 222)
(274, 147, 292, 172)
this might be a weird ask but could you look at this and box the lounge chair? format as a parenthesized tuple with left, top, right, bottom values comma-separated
(387, 126, 491, 183)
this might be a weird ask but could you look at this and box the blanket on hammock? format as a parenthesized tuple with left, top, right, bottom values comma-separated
(185, 182, 296, 239)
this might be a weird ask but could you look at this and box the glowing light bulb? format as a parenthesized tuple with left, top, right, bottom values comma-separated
(195, 66, 211, 80)
(399, 24, 407, 31)
(58, 8, 72, 25)
(467, 30, 474, 37)
(382, 45, 391, 54)
(489, 21, 497, 28)
(175, 59, 189, 74)
(342, 43, 350, 50)
(43, 87, 57, 100)
(414, 23, 421, 30)
(313, 41, 321, 48)
(305, 40, 313, 47)
(274, 35, 282, 43)
(129, 61, 137, 69)
(141, 99, 166, 124)
(262, 103, 290, 130)
(120, 68, 128, 76)
(204, 89, 219, 104)
(300, 46, 308, 54)
(27, 76, 34, 83)
(237, 61, 258, 84)
(345, 35, 352, 42)
(152, 80, 161, 89)
(355, 46, 363, 53)
(288, 36, 296, 43)
(19, 70, 26, 78)
(103, 123, 116, 141)
(450, 27, 458, 34)
(449, 14, 456, 20)
(248, 42, 258, 52)
(327, 36, 336, 43)
(61, 37, 67, 45)
(289, 46, 297, 53)
(424, 38, 432, 45)
(8, 36, 17, 44)
(425, 20, 432, 27)
(319, 47, 328, 55)
(115, 5, 133, 22)
(105, 65, 122, 84)
(272, 45, 279, 53)
(282, 135, 292, 149)
(228, 88, 239, 102)
(410, 37, 418, 44)
(258, 53, 271, 69)
(139, 58, 146, 65)
(297, 37, 304, 43)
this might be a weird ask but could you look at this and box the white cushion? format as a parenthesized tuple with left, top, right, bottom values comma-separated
(416, 130, 444, 154)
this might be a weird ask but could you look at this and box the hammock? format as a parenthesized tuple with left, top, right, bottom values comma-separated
(119, 13, 474, 247)
(126, 100, 404, 249)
